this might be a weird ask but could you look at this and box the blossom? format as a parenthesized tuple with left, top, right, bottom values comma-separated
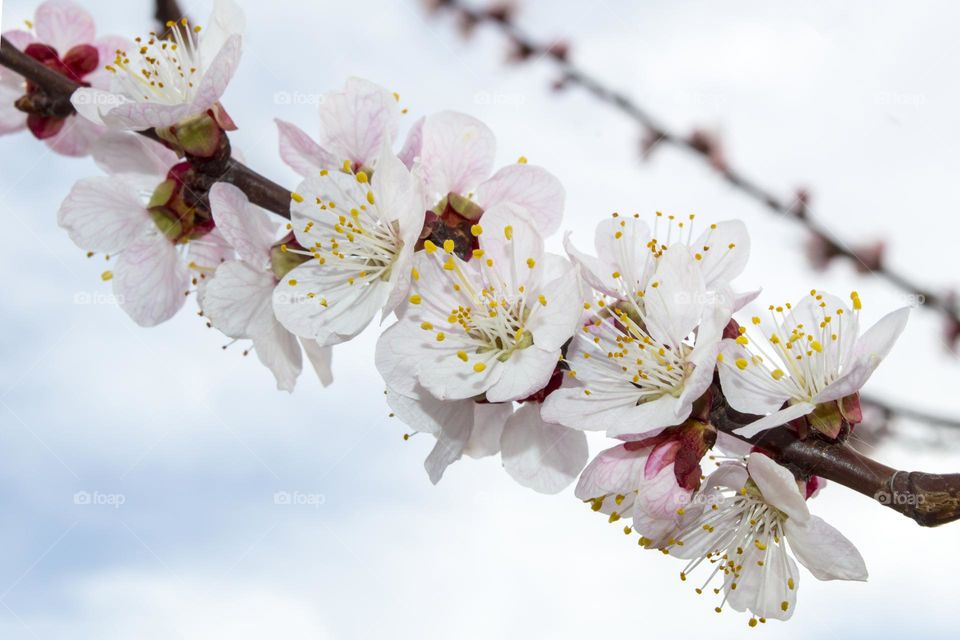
(376, 205, 583, 403)
(57, 134, 231, 326)
(275, 77, 400, 177)
(718, 290, 910, 437)
(563, 212, 751, 300)
(71, 0, 245, 131)
(198, 183, 333, 392)
(541, 244, 730, 438)
(575, 419, 714, 545)
(405, 111, 566, 238)
(662, 453, 867, 621)
(272, 142, 425, 346)
(0, 0, 130, 155)
(384, 378, 587, 493)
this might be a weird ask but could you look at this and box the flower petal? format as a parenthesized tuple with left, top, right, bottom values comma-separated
(90, 131, 177, 176)
(691, 219, 750, 289)
(747, 453, 809, 522)
(35, 0, 95, 52)
(485, 346, 560, 403)
(643, 245, 706, 348)
(209, 182, 277, 266)
(317, 77, 399, 169)
(417, 111, 496, 196)
(300, 339, 334, 387)
(785, 515, 868, 581)
(275, 118, 335, 177)
(57, 176, 151, 253)
(575, 443, 648, 501)
(114, 233, 188, 326)
(464, 401, 513, 459)
(525, 259, 584, 352)
(732, 401, 816, 438)
(500, 403, 588, 494)
(251, 317, 303, 393)
(200, 260, 276, 338)
(475, 164, 565, 236)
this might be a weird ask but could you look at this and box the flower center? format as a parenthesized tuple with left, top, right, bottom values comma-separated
(106, 19, 204, 105)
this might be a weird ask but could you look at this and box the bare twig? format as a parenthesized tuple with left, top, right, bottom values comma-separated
(430, 0, 960, 340)
(0, 35, 294, 219)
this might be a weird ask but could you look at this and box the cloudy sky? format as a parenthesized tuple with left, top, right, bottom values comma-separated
(1, 0, 959, 637)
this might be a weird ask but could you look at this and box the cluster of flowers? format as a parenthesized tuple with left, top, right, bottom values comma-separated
(1, 0, 914, 623)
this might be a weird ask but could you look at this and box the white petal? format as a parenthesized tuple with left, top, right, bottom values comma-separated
(197, 0, 247, 68)
(318, 77, 400, 169)
(398, 116, 424, 169)
(733, 402, 816, 438)
(90, 132, 177, 177)
(114, 233, 188, 326)
(372, 139, 425, 247)
(540, 382, 639, 433)
(418, 111, 496, 196)
(209, 182, 277, 265)
(300, 339, 334, 387)
(252, 318, 303, 392)
(815, 306, 910, 404)
(44, 115, 104, 157)
(500, 403, 588, 494)
(691, 219, 750, 289)
(717, 340, 793, 415)
(58, 176, 151, 254)
(464, 401, 513, 459)
(475, 164, 565, 236)
(785, 515, 868, 581)
(606, 394, 690, 439)
(275, 118, 335, 177)
(643, 245, 705, 348)
(424, 415, 472, 485)
(525, 260, 584, 351)
(200, 260, 276, 338)
(594, 216, 654, 295)
(747, 453, 810, 522)
(35, 0, 95, 52)
(574, 443, 648, 500)
(563, 230, 615, 296)
(478, 203, 545, 294)
(0, 73, 26, 135)
(376, 321, 426, 397)
(485, 346, 560, 403)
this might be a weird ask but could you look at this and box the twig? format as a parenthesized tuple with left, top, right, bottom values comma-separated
(431, 0, 960, 339)
(0, 35, 294, 219)
(713, 402, 960, 527)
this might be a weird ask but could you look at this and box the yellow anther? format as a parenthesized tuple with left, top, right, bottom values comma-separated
(735, 358, 749, 370)
(436, 332, 446, 342)
(424, 240, 438, 254)
(288, 279, 297, 286)
(473, 362, 487, 372)
(290, 192, 304, 203)
(527, 258, 536, 269)
(457, 351, 468, 362)
(366, 191, 375, 205)
(355, 171, 369, 183)
(504, 225, 513, 240)
(342, 159, 352, 172)
(411, 267, 420, 281)
(517, 156, 528, 164)
(771, 369, 785, 380)
(443, 239, 455, 254)
(471, 224, 483, 236)
(101, 270, 114, 282)
(408, 294, 422, 305)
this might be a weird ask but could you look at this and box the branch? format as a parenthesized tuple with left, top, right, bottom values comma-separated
(432, 0, 960, 342)
(0, 35, 293, 219)
(712, 402, 960, 527)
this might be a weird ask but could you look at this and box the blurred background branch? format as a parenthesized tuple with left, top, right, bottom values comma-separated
(425, 0, 960, 352)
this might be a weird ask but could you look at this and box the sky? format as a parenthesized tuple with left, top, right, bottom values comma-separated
(1, 0, 960, 638)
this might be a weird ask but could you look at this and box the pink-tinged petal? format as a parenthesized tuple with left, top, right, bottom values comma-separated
(500, 404, 588, 494)
(464, 402, 513, 459)
(2, 30, 37, 52)
(250, 318, 302, 392)
(691, 219, 750, 289)
(372, 139, 425, 246)
(275, 118, 335, 177)
(0, 75, 27, 135)
(187, 228, 233, 271)
(418, 111, 495, 196)
(188, 33, 243, 116)
(35, 0, 95, 53)
(199, 260, 275, 338)
(209, 182, 277, 265)
(485, 346, 560, 403)
(815, 306, 910, 404)
(526, 261, 584, 352)
(300, 339, 333, 387)
(785, 515, 868, 581)
(44, 113, 104, 156)
(633, 461, 692, 545)
(475, 164, 565, 236)
(57, 176, 151, 253)
(575, 443, 648, 501)
(747, 453, 810, 522)
(86, 36, 134, 90)
(114, 233, 188, 326)
(643, 245, 706, 349)
(91, 132, 177, 177)
(318, 77, 400, 169)
(70, 87, 124, 126)
(398, 116, 424, 169)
